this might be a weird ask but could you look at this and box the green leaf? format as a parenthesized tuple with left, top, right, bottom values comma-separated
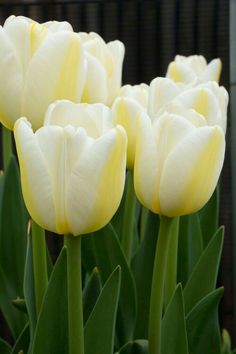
(131, 210, 159, 339)
(23, 233, 37, 348)
(186, 288, 223, 354)
(221, 329, 232, 354)
(177, 213, 203, 286)
(117, 340, 148, 354)
(183, 227, 224, 314)
(83, 267, 102, 325)
(11, 323, 29, 354)
(32, 247, 68, 354)
(199, 186, 219, 247)
(84, 266, 121, 354)
(161, 284, 188, 354)
(0, 157, 28, 338)
(82, 223, 137, 347)
(0, 338, 11, 354)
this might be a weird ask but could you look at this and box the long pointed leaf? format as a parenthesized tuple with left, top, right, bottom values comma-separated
(84, 266, 121, 354)
(32, 247, 68, 354)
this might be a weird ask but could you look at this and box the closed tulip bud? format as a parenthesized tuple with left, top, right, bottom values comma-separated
(134, 112, 225, 217)
(14, 103, 127, 236)
(79, 32, 125, 106)
(166, 82, 228, 132)
(166, 55, 222, 85)
(0, 15, 86, 130)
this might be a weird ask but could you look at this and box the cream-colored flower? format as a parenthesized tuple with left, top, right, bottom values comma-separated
(0, 15, 85, 130)
(134, 112, 225, 216)
(166, 55, 222, 85)
(79, 32, 125, 106)
(14, 102, 127, 236)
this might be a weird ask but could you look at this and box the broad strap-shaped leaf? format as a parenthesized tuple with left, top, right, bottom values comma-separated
(83, 267, 102, 325)
(198, 186, 219, 247)
(183, 227, 223, 314)
(84, 266, 121, 354)
(116, 340, 148, 354)
(161, 284, 188, 354)
(82, 223, 137, 347)
(0, 338, 11, 354)
(0, 157, 28, 338)
(32, 248, 68, 354)
(131, 210, 159, 339)
(11, 323, 29, 354)
(177, 213, 203, 286)
(23, 233, 37, 347)
(186, 287, 223, 354)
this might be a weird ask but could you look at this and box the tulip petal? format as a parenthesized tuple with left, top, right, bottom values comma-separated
(67, 126, 127, 235)
(81, 53, 108, 103)
(159, 126, 225, 216)
(14, 118, 56, 231)
(0, 27, 23, 129)
(112, 97, 144, 169)
(45, 100, 113, 138)
(42, 20, 73, 32)
(23, 32, 85, 130)
(166, 62, 197, 85)
(200, 58, 222, 83)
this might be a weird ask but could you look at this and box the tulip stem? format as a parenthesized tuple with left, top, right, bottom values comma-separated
(121, 170, 137, 264)
(2, 125, 13, 170)
(65, 235, 84, 354)
(164, 216, 179, 307)
(31, 221, 48, 316)
(148, 216, 175, 354)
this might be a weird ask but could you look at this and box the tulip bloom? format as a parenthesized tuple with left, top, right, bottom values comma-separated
(0, 15, 85, 130)
(14, 103, 127, 236)
(111, 83, 149, 169)
(134, 113, 225, 217)
(79, 32, 125, 106)
(165, 82, 228, 132)
(166, 55, 222, 85)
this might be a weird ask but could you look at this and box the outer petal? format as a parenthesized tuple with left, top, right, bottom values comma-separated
(23, 31, 86, 130)
(159, 126, 225, 216)
(0, 27, 23, 130)
(106, 40, 125, 105)
(42, 21, 73, 32)
(45, 100, 113, 137)
(14, 118, 56, 231)
(81, 53, 108, 103)
(118, 83, 149, 108)
(166, 62, 197, 85)
(66, 126, 127, 235)
(148, 77, 183, 118)
(112, 97, 145, 169)
(200, 58, 222, 83)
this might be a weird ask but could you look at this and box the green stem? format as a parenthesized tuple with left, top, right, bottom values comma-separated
(140, 206, 149, 242)
(164, 217, 179, 307)
(148, 216, 175, 354)
(31, 221, 48, 316)
(121, 170, 137, 264)
(2, 125, 12, 170)
(65, 235, 84, 354)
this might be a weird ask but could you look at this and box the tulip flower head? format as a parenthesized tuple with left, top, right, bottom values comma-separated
(14, 102, 127, 236)
(111, 83, 149, 169)
(134, 112, 225, 217)
(0, 15, 85, 130)
(79, 32, 125, 106)
(166, 55, 222, 86)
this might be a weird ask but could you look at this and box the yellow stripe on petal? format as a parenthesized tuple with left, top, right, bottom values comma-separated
(30, 22, 48, 56)
(54, 36, 83, 102)
(160, 126, 225, 216)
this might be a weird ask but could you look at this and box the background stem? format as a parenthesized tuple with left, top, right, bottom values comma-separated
(31, 221, 48, 316)
(2, 125, 12, 170)
(121, 170, 137, 264)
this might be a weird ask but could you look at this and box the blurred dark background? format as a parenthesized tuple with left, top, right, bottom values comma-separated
(0, 0, 233, 345)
